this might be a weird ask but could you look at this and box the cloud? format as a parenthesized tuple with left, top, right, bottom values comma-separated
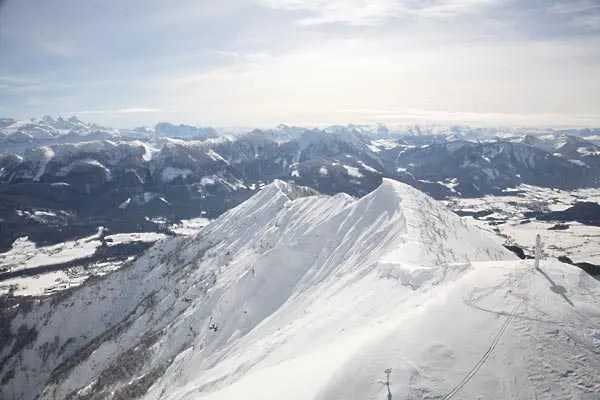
(0, 75, 38, 84)
(0, 75, 45, 94)
(262, 0, 399, 25)
(155, 35, 600, 127)
(548, 0, 600, 15)
(260, 0, 495, 25)
(335, 108, 600, 127)
(68, 108, 166, 115)
(35, 38, 75, 58)
(550, 1, 600, 32)
(1, 0, 599, 128)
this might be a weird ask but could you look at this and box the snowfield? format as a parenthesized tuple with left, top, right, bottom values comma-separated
(0, 232, 169, 296)
(1, 179, 600, 400)
(446, 185, 600, 265)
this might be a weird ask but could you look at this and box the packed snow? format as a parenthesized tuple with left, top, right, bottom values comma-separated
(1, 179, 600, 400)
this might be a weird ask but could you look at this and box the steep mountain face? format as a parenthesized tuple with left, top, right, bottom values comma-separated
(514, 134, 600, 161)
(0, 130, 388, 251)
(1, 119, 599, 252)
(376, 139, 599, 196)
(2, 179, 599, 400)
(525, 201, 600, 226)
(0, 117, 110, 143)
(154, 123, 218, 140)
(3, 123, 599, 199)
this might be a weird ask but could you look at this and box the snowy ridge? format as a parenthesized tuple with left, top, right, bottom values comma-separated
(2, 180, 600, 400)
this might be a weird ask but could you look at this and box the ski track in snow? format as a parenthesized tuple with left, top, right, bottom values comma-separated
(1, 179, 600, 400)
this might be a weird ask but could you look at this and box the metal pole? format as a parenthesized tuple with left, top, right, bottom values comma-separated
(534, 234, 542, 270)
(384, 368, 392, 400)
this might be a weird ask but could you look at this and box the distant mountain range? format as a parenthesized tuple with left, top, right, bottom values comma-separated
(0, 117, 599, 250)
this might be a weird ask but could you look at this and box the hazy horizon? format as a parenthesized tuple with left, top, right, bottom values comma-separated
(1, 0, 599, 128)
(6, 114, 600, 132)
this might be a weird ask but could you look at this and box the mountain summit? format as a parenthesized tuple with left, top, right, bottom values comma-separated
(2, 179, 600, 399)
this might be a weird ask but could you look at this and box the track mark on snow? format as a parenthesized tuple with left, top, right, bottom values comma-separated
(442, 300, 522, 399)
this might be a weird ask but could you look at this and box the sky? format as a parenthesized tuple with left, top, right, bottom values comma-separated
(0, 0, 599, 128)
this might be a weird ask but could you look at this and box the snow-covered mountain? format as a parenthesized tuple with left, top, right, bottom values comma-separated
(0, 116, 111, 140)
(2, 179, 600, 399)
(376, 139, 600, 195)
(154, 123, 218, 140)
(4, 124, 598, 196)
(1, 117, 599, 253)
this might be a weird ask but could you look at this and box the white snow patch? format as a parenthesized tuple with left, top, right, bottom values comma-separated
(367, 144, 381, 153)
(0, 236, 99, 274)
(343, 165, 363, 178)
(31, 146, 55, 181)
(57, 159, 112, 180)
(107, 232, 167, 245)
(358, 161, 378, 173)
(130, 140, 158, 161)
(207, 149, 228, 164)
(161, 167, 192, 182)
(170, 217, 212, 236)
(33, 210, 57, 217)
(118, 198, 131, 209)
(370, 139, 400, 150)
(201, 176, 217, 186)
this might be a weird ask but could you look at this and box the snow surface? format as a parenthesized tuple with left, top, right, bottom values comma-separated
(0, 232, 168, 296)
(128, 140, 158, 161)
(0, 236, 99, 273)
(369, 138, 401, 151)
(161, 167, 193, 182)
(170, 217, 212, 236)
(446, 185, 600, 265)
(200, 176, 217, 186)
(569, 159, 587, 167)
(118, 197, 132, 209)
(502, 221, 600, 265)
(342, 164, 363, 178)
(358, 160, 379, 173)
(2, 179, 600, 400)
(56, 158, 112, 180)
(30, 146, 55, 181)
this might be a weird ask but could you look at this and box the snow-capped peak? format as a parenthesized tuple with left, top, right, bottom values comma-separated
(2, 180, 600, 400)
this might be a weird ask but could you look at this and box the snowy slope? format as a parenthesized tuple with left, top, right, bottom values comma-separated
(2, 179, 600, 400)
